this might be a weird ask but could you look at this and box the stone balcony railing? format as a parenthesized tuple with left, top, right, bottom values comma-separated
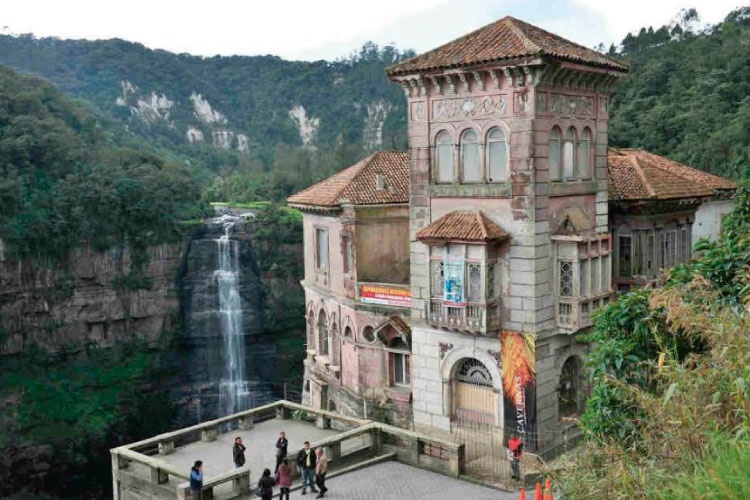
(111, 400, 465, 500)
(427, 299, 501, 334)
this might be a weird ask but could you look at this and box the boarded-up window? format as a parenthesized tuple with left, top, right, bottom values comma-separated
(550, 127, 561, 181)
(487, 128, 507, 182)
(436, 131, 453, 183)
(578, 128, 592, 179)
(342, 234, 352, 274)
(316, 228, 327, 269)
(460, 129, 480, 183)
(618, 235, 632, 278)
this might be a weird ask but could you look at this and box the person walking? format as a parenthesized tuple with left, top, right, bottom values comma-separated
(275, 457, 293, 500)
(189, 460, 203, 500)
(508, 433, 524, 480)
(314, 447, 328, 499)
(256, 468, 275, 500)
(275, 431, 289, 473)
(233, 437, 246, 468)
(296, 441, 318, 495)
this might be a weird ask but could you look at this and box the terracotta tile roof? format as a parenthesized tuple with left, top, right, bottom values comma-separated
(287, 151, 409, 208)
(387, 16, 628, 76)
(416, 211, 509, 243)
(608, 148, 736, 202)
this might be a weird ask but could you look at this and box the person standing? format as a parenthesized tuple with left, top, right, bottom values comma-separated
(275, 431, 289, 473)
(256, 468, 275, 500)
(508, 433, 524, 480)
(276, 457, 293, 500)
(314, 447, 328, 499)
(296, 441, 318, 495)
(189, 460, 203, 500)
(233, 437, 246, 468)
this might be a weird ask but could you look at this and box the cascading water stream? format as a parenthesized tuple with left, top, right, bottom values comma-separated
(214, 216, 249, 415)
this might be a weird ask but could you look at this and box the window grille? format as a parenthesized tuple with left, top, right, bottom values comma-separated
(455, 358, 492, 387)
(559, 261, 574, 297)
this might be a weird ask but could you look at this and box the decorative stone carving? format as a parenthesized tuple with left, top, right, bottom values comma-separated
(514, 91, 530, 113)
(566, 95, 579, 114)
(550, 93, 563, 113)
(429, 76, 442, 95)
(581, 96, 594, 116)
(445, 75, 457, 94)
(457, 73, 469, 93)
(411, 102, 425, 122)
(535, 92, 547, 113)
(503, 68, 514, 87)
(439, 342, 454, 360)
(400, 82, 411, 99)
(486, 349, 502, 370)
(472, 71, 485, 92)
(489, 70, 501, 90)
(432, 96, 507, 120)
(599, 96, 609, 116)
(408, 79, 420, 97)
(522, 66, 532, 87)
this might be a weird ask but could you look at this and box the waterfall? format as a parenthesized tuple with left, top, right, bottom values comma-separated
(214, 215, 249, 415)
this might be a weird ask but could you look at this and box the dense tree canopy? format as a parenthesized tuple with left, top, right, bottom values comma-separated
(0, 65, 206, 260)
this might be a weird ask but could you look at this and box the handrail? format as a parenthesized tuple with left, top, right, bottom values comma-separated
(115, 447, 189, 480)
(123, 400, 369, 451)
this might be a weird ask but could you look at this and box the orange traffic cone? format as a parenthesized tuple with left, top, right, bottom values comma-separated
(519, 487, 527, 500)
(543, 487, 551, 500)
(534, 481, 542, 500)
(545, 478, 552, 491)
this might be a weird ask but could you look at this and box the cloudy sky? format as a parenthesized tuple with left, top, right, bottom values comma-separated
(1, 0, 743, 60)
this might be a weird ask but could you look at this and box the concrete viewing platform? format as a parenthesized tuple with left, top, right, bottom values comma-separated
(111, 400, 516, 500)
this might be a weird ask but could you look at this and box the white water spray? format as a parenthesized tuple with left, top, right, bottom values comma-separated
(214, 215, 249, 415)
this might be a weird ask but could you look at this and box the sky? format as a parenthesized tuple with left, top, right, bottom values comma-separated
(1, 0, 744, 61)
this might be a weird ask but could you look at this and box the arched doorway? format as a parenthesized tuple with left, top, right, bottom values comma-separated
(559, 356, 583, 418)
(449, 357, 506, 482)
(452, 358, 496, 425)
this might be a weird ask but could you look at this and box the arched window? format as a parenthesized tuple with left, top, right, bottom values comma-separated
(317, 310, 328, 356)
(460, 129, 480, 183)
(486, 128, 508, 182)
(343, 325, 352, 337)
(563, 127, 576, 180)
(435, 131, 453, 183)
(331, 322, 340, 365)
(307, 311, 314, 348)
(578, 128, 592, 180)
(559, 357, 582, 417)
(455, 358, 493, 387)
(550, 127, 561, 181)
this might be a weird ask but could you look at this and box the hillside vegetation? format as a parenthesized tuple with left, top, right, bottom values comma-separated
(0, 65, 206, 261)
(555, 183, 750, 498)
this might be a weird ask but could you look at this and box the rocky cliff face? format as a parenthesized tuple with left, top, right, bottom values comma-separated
(0, 242, 185, 355)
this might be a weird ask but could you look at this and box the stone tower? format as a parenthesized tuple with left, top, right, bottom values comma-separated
(386, 16, 628, 457)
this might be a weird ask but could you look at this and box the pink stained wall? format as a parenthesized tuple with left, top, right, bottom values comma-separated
(548, 194, 597, 232)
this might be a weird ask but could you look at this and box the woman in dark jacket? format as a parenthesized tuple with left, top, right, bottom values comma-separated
(257, 468, 275, 500)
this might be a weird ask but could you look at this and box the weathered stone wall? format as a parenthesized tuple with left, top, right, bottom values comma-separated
(0, 242, 186, 354)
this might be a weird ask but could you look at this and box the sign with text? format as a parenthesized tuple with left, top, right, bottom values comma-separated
(360, 284, 411, 308)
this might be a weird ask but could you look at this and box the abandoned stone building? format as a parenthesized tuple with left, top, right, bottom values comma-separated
(287, 16, 736, 464)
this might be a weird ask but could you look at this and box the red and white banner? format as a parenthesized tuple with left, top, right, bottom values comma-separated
(360, 284, 411, 308)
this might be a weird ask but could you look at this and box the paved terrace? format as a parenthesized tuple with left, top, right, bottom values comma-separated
(111, 400, 515, 500)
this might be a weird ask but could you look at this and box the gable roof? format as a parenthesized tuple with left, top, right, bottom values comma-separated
(287, 151, 409, 209)
(386, 16, 628, 76)
(607, 148, 736, 202)
(416, 211, 509, 243)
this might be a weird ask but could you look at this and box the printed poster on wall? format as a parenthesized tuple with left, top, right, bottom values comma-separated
(360, 284, 412, 308)
(443, 255, 466, 306)
(501, 331, 537, 451)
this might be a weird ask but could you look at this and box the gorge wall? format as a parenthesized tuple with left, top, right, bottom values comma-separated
(0, 242, 185, 355)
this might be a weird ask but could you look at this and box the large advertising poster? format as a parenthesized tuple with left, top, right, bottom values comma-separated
(443, 255, 466, 306)
(501, 331, 537, 450)
(360, 284, 411, 308)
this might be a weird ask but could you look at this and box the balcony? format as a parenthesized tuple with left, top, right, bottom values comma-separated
(427, 299, 501, 334)
(557, 293, 613, 331)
